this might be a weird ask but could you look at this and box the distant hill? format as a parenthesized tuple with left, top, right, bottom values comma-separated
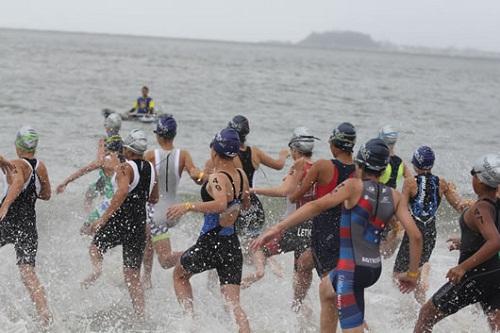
(288, 30, 500, 59)
(297, 31, 380, 50)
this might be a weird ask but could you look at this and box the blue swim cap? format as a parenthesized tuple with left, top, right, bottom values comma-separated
(412, 146, 435, 170)
(154, 114, 177, 138)
(356, 138, 390, 172)
(211, 128, 240, 158)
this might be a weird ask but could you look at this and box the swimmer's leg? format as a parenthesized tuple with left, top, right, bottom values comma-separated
(241, 247, 266, 289)
(82, 244, 103, 289)
(414, 301, 446, 333)
(154, 237, 182, 270)
(19, 264, 52, 328)
(415, 263, 431, 305)
(221, 284, 251, 333)
(173, 264, 195, 314)
(486, 309, 500, 332)
(142, 224, 153, 289)
(292, 249, 314, 312)
(123, 266, 145, 318)
(268, 257, 284, 278)
(319, 274, 339, 333)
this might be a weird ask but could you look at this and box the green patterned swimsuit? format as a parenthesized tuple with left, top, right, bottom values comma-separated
(84, 169, 115, 226)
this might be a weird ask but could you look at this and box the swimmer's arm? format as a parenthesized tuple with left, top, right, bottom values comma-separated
(97, 164, 131, 225)
(0, 160, 27, 215)
(36, 161, 51, 201)
(96, 138, 105, 162)
(395, 191, 422, 275)
(254, 146, 289, 170)
(253, 166, 300, 197)
(187, 174, 230, 214)
(59, 160, 101, 187)
(402, 162, 412, 179)
(289, 161, 321, 203)
(149, 169, 159, 205)
(458, 202, 500, 272)
(181, 150, 204, 185)
(277, 179, 352, 232)
(201, 158, 215, 183)
(241, 169, 251, 210)
(0, 155, 14, 174)
(441, 179, 468, 212)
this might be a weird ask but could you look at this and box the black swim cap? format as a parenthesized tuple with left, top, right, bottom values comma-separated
(329, 122, 356, 152)
(228, 115, 250, 143)
(356, 138, 390, 172)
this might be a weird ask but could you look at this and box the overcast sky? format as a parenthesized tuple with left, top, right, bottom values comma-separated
(1, 0, 500, 52)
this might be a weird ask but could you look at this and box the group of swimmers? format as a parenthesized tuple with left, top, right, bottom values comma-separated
(0, 113, 500, 333)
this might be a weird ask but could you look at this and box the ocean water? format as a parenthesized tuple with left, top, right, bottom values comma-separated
(0, 28, 499, 332)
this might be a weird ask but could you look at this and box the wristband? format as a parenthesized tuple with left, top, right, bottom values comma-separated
(407, 271, 419, 279)
(184, 202, 195, 211)
(196, 172, 204, 182)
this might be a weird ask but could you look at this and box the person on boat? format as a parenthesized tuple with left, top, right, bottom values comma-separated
(82, 129, 157, 319)
(129, 86, 155, 116)
(168, 127, 251, 333)
(0, 127, 52, 328)
(252, 138, 423, 333)
(141, 114, 204, 288)
(243, 127, 318, 316)
(414, 154, 500, 333)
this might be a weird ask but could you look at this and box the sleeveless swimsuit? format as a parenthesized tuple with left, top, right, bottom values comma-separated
(180, 170, 245, 285)
(235, 147, 265, 240)
(432, 198, 500, 315)
(0, 158, 41, 266)
(147, 148, 181, 242)
(312, 159, 355, 276)
(329, 180, 395, 330)
(394, 173, 441, 272)
(264, 161, 315, 260)
(93, 159, 154, 269)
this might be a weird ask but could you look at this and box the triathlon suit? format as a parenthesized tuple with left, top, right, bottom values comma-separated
(264, 161, 315, 260)
(181, 170, 244, 285)
(394, 173, 441, 272)
(235, 146, 265, 240)
(379, 155, 404, 189)
(85, 168, 114, 228)
(312, 159, 355, 276)
(329, 180, 395, 330)
(0, 158, 41, 266)
(432, 198, 500, 315)
(93, 159, 155, 269)
(148, 148, 181, 242)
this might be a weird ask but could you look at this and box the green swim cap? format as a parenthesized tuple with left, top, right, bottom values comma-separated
(15, 126, 39, 152)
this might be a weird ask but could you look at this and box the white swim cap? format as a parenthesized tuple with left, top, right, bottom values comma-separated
(104, 113, 122, 134)
(288, 127, 319, 154)
(123, 129, 148, 154)
(472, 154, 500, 188)
(378, 125, 399, 146)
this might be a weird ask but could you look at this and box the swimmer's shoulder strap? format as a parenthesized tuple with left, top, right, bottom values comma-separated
(481, 198, 500, 231)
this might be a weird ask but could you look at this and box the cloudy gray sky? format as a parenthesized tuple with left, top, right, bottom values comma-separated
(1, 0, 499, 51)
